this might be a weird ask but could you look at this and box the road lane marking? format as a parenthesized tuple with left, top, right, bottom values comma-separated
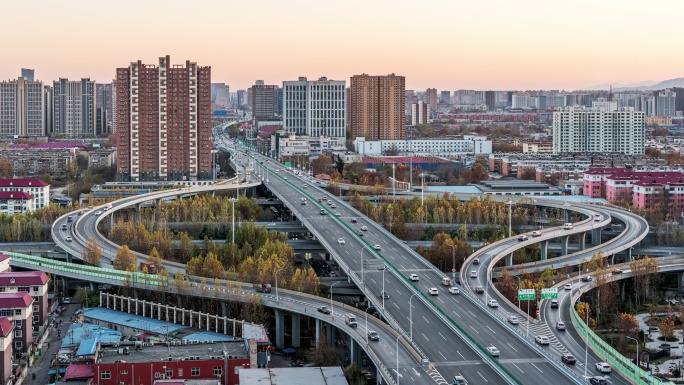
(421, 332, 429, 341)
(486, 325, 496, 334)
(477, 371, 488, 382)
(457, 351, 466, 360)
(469, 326, 479, 334)
(422, 316, 430, 324)
(438, 332, 447, 341)
(506, 342, 518, 352)
(452, 310, 461, 318)
(531, 363, 543, 373)
(439, 352, 447, 360)
(513, 363, 524, 373)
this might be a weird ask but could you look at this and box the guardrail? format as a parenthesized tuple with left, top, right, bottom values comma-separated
(569, 277, 668, 385)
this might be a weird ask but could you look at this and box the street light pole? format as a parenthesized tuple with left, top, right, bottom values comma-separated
(507, 200, 513, 238)
(230, 198, 238, 244)
(584, 303, 589, 378)
(330, 281, 341, 316)
(359, 245, 373, 289)
(627, 335, 639, 373)
(275, 268, 283, 302)
(396, 331, 410, 385)
(380, 267, 386, 310)
(365, 306, 374, 344)
(447, 243, 456, 283)
(421, 173, 425, 207)
(392, 163, 396, 202)
(409, 294, 417, 341)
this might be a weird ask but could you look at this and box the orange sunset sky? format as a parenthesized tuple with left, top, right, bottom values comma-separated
(2, 0, 682, 90)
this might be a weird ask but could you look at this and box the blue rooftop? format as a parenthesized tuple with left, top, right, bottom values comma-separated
(425, 186, 482, 194)
(183, 331, 237, 342)
(82, 308, 185, 334)
(61, 323, 121, 348)
(76, 338, 98, 357)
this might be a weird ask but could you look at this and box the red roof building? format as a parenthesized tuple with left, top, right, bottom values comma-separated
(0, 292, 33, 357)
(0, 254, 8, 273)
(0, 317, 13, 385)
(0, 271, 50, 332)
(0, 178, 50, 210)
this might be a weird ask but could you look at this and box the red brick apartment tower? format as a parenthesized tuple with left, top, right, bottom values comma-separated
(0, 317, 13, 385)
(116, 56, 212, 181)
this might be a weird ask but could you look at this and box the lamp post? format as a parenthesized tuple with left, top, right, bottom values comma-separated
(359, 245, 373, 289)
(379, 266, 386, 310)
(409, 294, 418, 341)
(583, 303, 589, 378)
(365, 305, 375, 344)
(330, 281, 341, 316)
(447, 243, 456, 284)
(507, 200, 513, 238)
(392, 163, 396, 202)
(396, 331, 410, 385)
(230, 198, 238, 244)
(275, 268, 283, 302)
(627, 335, 639, 372)
(421, 173, 425, 207)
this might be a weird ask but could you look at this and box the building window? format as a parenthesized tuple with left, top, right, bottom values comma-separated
(191, 367, 200, 376)
(15, 329, 22, 337)
(18, 287, 29, 292)
(213, 367, 222, 376)
(101, 371, 111, 379)
(166, 368, 172, 378)
(120, 370, 128, 374)
(15, 309, 21, 315)
(32, 286, 38, 292)
(178, 368, 183, 377)
(33, 305, 39, 312)
(15, 341, 22, 349)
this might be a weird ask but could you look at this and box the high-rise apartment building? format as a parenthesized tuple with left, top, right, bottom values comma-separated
(236, 90, 247, 108)
(484, 91, 496, 111)
(656, 89, 677, 117)
(249, 80, 278, 120)
(210, 83, 230, 107)
(426, 88, 438, 112)
(96, 83, 113, 136)
(349, 74, 406, 141)
(282, 77, 346, 137)
(53, 78, 96, 137)
(440, 91, 451, 104)
(552, 105, 644, 155)
(21, 69, 34, 81)
(0, 77, 46, 137)
(116, 55, 212, 182)
(411, 102, 429, 125)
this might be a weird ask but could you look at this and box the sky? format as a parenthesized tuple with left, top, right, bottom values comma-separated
(2, 0, 682, 91)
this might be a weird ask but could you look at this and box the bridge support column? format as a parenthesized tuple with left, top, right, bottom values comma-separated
(350, 339, 357, 364)
(592, 228, 602, 246)
(110, 215, 114, 229)
(326, 323, 335, 347)
(291, 314, 300, 347)
(315, 319, 322, 347)
(579, 233, 586, 251)
(566, 210, 571, 223)
(275, 309, 285, 349)
(626, 247, 632, 261)
(679, 272, 684, 293)
(505, 253, 513, 266)
(561, 236, 569, 255)
(540, 241, 548, 261)
(136, 203, 141, 211)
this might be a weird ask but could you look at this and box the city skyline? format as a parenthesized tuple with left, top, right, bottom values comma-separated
(2, 0, 682, 90)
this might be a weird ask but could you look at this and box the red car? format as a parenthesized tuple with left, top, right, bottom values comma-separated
(473, 258, 480, 265)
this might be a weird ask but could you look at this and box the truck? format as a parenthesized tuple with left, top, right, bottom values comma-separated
(139, 262, 158, 274)
(253, 283, 272, 293)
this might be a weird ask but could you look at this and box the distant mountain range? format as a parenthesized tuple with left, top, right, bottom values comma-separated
(584, 77, 684, 91)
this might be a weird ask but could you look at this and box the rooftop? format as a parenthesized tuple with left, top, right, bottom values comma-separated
(0, 191, 33, 200)
(0, 271, 49, 286)
(61, 323, 122, 348)
(362, 156, 452, 164)
(9, 142, 84, 150)
(0, 178, 49, 187)
(0, 292, 32, 309)
(98, 340, 247, 364)
(0, 317, 13, 338)
(239, 367, 348, 385)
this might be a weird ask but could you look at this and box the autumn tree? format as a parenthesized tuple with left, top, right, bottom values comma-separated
(311, 154, 332, 176)
(619, 313, 640, 337)
(576, 302, 596, 329)
(113, 245, 138, 271)
(660, 315, 676, 341)
(83, 237, 103, 266)
(307, 338, 341, 367)
(148, 247, 165, 273)
(630, 256, 659, 305)
(0, 158, 13, 178)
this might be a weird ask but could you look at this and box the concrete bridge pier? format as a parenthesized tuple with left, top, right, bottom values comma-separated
(110, 214, 114, 229)
(579, 233, 586, 251)
(291, 314, 301, 347)
(561, 236, 569, 255)
(540, 240, 548, 261)
(678, 272, 684, 292)
(505, 253, 513, 266)
(350, 339, 358, 365)
(326, 323, 335, 347)
(275, 309, 285, 348)
(566, 210, 572, 223)
(592, 228, 602, 246)
(315, 319, 322, 347)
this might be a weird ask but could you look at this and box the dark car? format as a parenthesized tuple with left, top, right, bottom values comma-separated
(550, 300, 559, 308)
(589, 377, 607, 385)
(367, 331, 379, 341)
(611, 269, 623, 275)
(317, 306, 331, 314)
(561, 354, 576, 365)
(475, 286, 484, 294)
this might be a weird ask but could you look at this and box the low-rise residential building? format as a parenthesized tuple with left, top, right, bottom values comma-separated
(0, 148, 75, 175)
(87, 148, 117, 168)
(0, 317, 13, 385)
(0, 178, 50, 209)
(0, 292, 33, 358)
(354, 136, 492, 157)
(0, 191, 36, 215)
(0, 271, 50, 333)
(272, 133, 344, 157)
(522, 141, 553, 154)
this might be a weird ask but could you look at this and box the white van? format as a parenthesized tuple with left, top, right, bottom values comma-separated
(441, 277, 452, 286)
(563, 223, 574, 230)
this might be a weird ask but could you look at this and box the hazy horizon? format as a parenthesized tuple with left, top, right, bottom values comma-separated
(2, 0, 682, 91)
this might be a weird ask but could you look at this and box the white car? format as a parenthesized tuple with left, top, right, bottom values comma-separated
(66, 236, 73, 242)
(448, 286, 460, 295)
(518, 235, 528, 241)
(531, 231, 542, 237)
(373, 245, 381, 250)
(507, 315, 519, 325)
(488, 300, 499, 308)
(95, 210, 102, 216)
(470, 271, 478, 278)
(428, 288, 439, 296)
(335, 212, 341, 216)
(535, 335, 550, 345)
(409, 274, 419, 281)
(486, 346, 500, 357)
(303, 184, 307, 188)
(361, 226, 369, 231)
(595, 362, 611, 373)
(564, 283, 572, 290)
(337, 238, 345, 245)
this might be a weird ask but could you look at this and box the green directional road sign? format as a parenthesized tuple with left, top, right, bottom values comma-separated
(518, 289, 535, 301)
(541, 288, 558, 299)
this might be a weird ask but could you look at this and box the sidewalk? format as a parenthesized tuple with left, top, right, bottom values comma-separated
(26, 302, 76, 385)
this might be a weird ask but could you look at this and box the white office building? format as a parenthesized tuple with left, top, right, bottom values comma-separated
(354, 136, 492, 157)
(282, 77, 346, 138)
(552, 105, 644, 155)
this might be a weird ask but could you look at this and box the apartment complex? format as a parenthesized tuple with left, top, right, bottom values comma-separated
(116, 56, 212, 182)
(0, 317, 12, 385)
(0, 178, 50, 209)
(0, 292, 33, 357)
(425, 88, 438, 111)
(522, 141, 553, 153)
(249, 80, 278, 120)
(96, 82, 114, 135)
(411, 102, 430, 125)
(0, 271, 50, 331)
(53, 78, 96, 137)
(552, 105, 645, 155)
(354, 136, 491, 157)
(349, 74, 406, 141)
(282, 77, 346, 138)
(0, 77, 46, 137)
